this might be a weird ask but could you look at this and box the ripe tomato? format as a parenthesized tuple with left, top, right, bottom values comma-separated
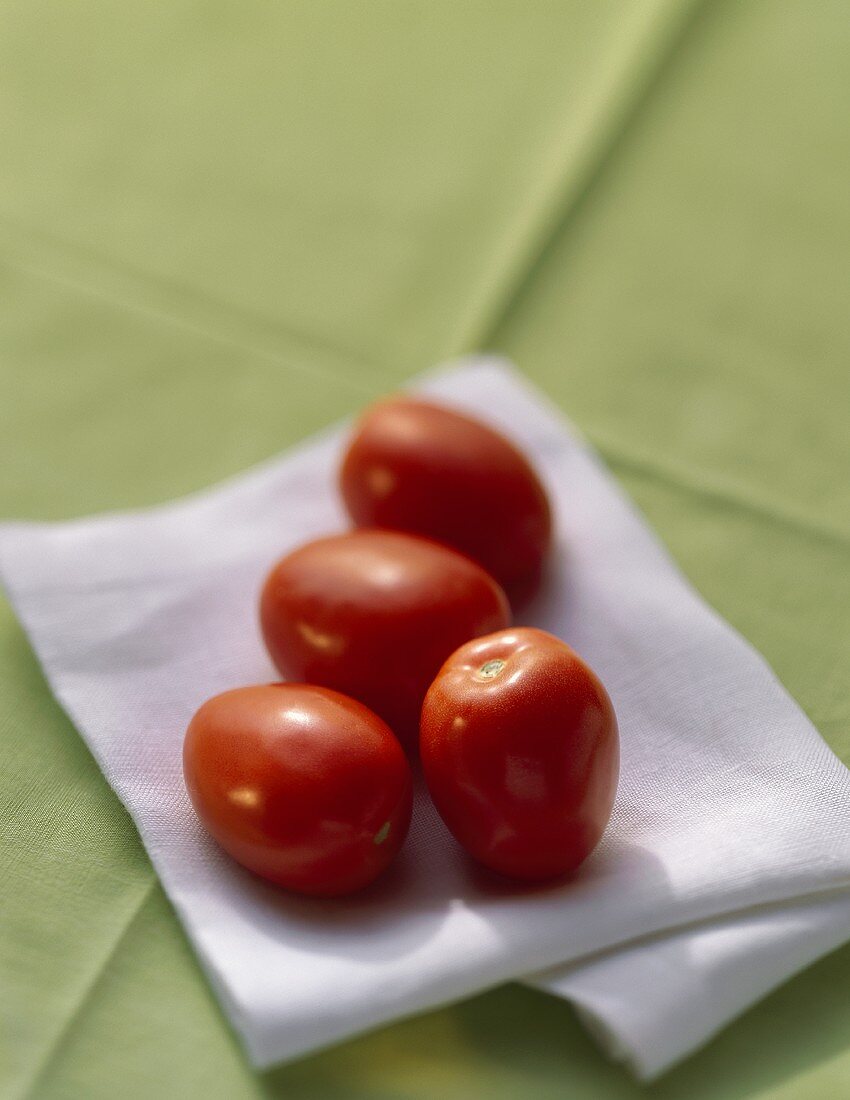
(183, 684, 413, 896)
(259, 530, 510, 747)
(420, 627, 618, 881)
(339, 397, 552, 604)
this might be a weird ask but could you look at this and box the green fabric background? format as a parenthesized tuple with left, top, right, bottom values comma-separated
(2, 1, 849, 1097)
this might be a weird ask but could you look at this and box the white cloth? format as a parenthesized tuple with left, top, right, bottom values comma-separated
(530, 891, 850, 1078)
(1, 358, 848, 1079)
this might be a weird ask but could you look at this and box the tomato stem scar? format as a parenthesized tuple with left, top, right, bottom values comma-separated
(476, 658, 506, 680)
(374, 821, 391, 845)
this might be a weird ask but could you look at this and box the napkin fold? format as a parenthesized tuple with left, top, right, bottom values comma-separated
(2, 358, 848, 1077)
(530, 890, 850, 1077)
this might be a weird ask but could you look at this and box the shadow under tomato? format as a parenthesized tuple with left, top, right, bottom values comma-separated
(511, 535, 572, 631)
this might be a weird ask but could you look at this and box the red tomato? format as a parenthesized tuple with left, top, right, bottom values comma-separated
(339, 397, 552, 604)
(259, 530, 510, 747)
(420, 627, 618, 881)
(183, 684, 413, 896)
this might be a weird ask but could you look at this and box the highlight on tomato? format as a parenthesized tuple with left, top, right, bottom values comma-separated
(259, 529, 511, 747)
(183, 683, 413, 896)
(420, 627, 619, 882)
(339, 396, 552, 604)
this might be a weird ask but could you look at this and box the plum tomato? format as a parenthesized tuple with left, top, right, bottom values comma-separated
(420, 627, 618, 881)
(339, 397, 552, 604)
(259, 530, 510, 747)
(183, 684, 413, 896)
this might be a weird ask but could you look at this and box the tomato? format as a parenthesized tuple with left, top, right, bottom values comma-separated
(420, 627, 618, 881)
(339, 397, 552, 604)
(183, 684, 413, 896)
(259, 530, 510, 747)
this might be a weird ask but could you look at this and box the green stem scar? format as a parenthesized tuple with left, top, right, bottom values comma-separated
(476, 658, 506, 680)
(374, 821, 391, 845)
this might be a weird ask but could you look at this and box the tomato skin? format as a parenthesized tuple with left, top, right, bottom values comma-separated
(420, 628, 618, 881)
(339, 397, 552, 604)
(259, 530, 510, 747)
(183, 684, 413, 896)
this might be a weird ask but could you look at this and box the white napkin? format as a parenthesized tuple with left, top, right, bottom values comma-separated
(1, 358, 848, 1078)
(530, 890, 850, 1077)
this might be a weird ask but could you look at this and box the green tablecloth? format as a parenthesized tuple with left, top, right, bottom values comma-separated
(2, 2, 848, 1097)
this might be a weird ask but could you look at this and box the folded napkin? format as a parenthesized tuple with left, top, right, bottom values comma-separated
(2, 358, 848, 1077)
(530, 890, 850, 1078)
